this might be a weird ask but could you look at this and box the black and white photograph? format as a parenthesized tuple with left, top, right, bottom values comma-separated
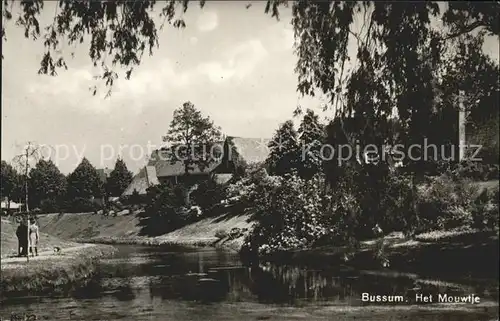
(1, 1, 499, 320)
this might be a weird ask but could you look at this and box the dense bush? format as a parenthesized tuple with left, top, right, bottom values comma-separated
(420, 160, 498, 181)
(448, 161, 499, 181)
(415, 176, 478, 230)
(39, 198, 62, 213)
(129, 190, 143, 205)
(378, 174, 415, 234)
(233, 159, 492, 258)
(242, 174, 335, 256)
(140, 184, 194, 236)
(237, 164, 422, 257)
(65, 197, 100, 213)
(191, 177, 225, 216)
(471, 186, 499, 230)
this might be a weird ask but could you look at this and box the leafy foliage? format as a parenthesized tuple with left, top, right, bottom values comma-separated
(190, 176, 225, 217)
(266, 120, 300, 176)
(297, 109, 325, 179)
(65, 196, 100, 214)
(106, 158, 133, 197)
(129, 189, 142, 205)
(0, 160, 19, 204)
(415, 176, 478, 231)
(471, 186, 499, 230)
(243, 174, 331, 255)
(3, 1, 498, 103)
(140, 184, 193, 236)
(163, 101, 222, 176)
(2, 0, 207, 96)
(66, 157, 103, 200)
(28, 159, 67, 212)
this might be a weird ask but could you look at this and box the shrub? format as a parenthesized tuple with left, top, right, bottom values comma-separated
(471, 186, 499, 230)
(191, 177, 225, 216)
(416, 176, 478, 231)
(486, 164, 499, 180)
(65, 197, 100, 213)
(242, 174, 333, 256)
(39, 199, 62, 213)
(129, 190, 143, 205)
(141, 184, 191, 236)
(215, 229, 228, 239)
(379, 174, 414, 234)
(450, 161, 498, 181)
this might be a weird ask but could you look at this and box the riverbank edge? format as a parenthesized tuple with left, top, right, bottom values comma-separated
(73, 235, 244, 252)
(260, 229, 500, 280)
(0, 244, 117, 299)
(76, 228, 499, 280)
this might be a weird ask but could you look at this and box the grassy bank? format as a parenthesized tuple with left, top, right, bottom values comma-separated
(1, 244, 117, 299)
(36, 212, 142, 240)
(36, 211, 253, 252)
(1, 218, 77, 258)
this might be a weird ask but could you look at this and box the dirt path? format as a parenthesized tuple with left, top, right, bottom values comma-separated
(1, 243, 96, 265)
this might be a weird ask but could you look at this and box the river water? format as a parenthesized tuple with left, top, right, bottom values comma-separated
(1, 245, 498, 321)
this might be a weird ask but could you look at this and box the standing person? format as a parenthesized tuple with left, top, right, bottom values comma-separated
(28, 217, 39, 257)
(16, 218, 28, 256)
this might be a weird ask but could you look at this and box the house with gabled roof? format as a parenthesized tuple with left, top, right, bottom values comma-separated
(121, 136, 271, 198)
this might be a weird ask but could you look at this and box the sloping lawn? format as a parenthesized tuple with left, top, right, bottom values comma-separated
(1, 218, 77, 258)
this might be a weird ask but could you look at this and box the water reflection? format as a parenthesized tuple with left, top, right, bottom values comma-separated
(1, 245, 498, 321)
(76, 245, 500, 306)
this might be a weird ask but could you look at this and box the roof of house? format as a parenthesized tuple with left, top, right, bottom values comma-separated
(122, 166, 159, 196)
(213, 173, 233, 185)
(226, 136, 271, 164)
(145, 165, 160, 185)
(123, 137, 271, 186)
(147, 142, 225, 177)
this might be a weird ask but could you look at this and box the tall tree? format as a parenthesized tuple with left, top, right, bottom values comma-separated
(11, 174, 25, 204)
(0, 160, 19, 209)
(297, 109, 325, 179)
(106, 158, 133, 197)
(28, 159, 67, 210)
(266, 120, 301, 176)
(66, 158, 102, 200)
(433, 32, 499, 163)
(163, 101, 222, 176)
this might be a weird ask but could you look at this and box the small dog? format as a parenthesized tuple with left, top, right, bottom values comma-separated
(53, 246, 62, 254)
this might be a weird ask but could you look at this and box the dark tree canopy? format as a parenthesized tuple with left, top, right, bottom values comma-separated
(2, 1, 499, 158)
(66, 157, 102, 199)
(266, 120, 301, 176)
(0, 160, 19, 203)
(163, 101, 222, 175)
(2, 1, 497, 101)
(297, 109, 325, 179)
(106, 158, 133, 197)
(28, 159, 67, 209)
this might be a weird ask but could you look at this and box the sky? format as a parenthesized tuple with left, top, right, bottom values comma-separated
(2, 1, 498, 175)
(2, 1, 330, 174)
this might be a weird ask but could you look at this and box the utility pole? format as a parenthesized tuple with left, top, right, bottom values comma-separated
(24, 146, 29, 213)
